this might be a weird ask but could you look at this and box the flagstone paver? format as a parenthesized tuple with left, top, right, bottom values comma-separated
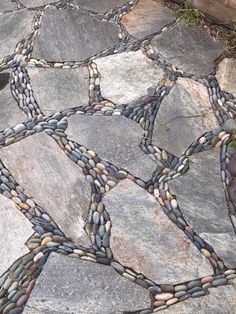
(27, 67, 89, 114)
(103, 179, 212, 284)
(74, 0, 127, 13)
(151, 21, 224, 76)
(216, 58, 236, 95)
(169, 149, 232, 234)
(121, 0, 175, 39)
(24, 253, 150, 314)
(0, 9, 34, 59)
(0, 71, 26, 130)
(32, 8, 120, 62)
(66, 115, 156, 180)
(0, 1, 235, 314)
(95, 50, 165, 105)
(153, 78, 219, 156)
(0, 194, 33, 276)
(0, 132, 91, 244)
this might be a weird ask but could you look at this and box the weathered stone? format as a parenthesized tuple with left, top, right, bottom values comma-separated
(229, 177, 236, 203)
(163, 281, 236, 313)
(222, 119, 236, 134)
(74, 0, 126, 12)
(20, 0, 57, 7)
(24, 253, 150, 313)
(0, 9, 34, 59)
(0, 194, 33, 276)
(103, 179, 212, 284)
(0, 71, 26, 130)
(153, 78, 219, 156)
(95, 50, 164, 105)
(216, 58, 236, 95)
(169, 149, 233, 234)
(200, 233, 236, 268)
(228, 153, 236, 176)
(188, 0, 236, 25)
(121, 0, 175, 39)
(33, 8, 119, 62)
(27, 67, 89, 114)
(67, 115, 156, 181)
(0, 0, 17, 12)
(0, 133, 91, 244)
(151, 21, 224, 76)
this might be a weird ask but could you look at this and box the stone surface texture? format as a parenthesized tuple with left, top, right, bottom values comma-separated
(67, 115, 156, 180)
(33, 8, 120, 62)
(216, 58, 236, 95)
(163, 282, 236, 314)
(0, 133, 91, 244)
(0, 9, 34, 59)
(153, 78, 219, 156)
(151, 21, 224, 76)
(21, 0, 57, 7)
(169, 149, 233, 234)
(24, 253, 150, 314)
(0, 71, 26, 130)
(74, 0, 126, 12)
(0, 194, 33, 276)
(95, 50, 164, 105)
(0, 0, 17, 12)
(27, 67, 89, 114)
(121, 0, 175, 39)
(104, 179, 212, 284)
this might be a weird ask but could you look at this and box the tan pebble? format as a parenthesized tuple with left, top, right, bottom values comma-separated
(20, 203, 30, 210)
(86, 253, 96, 259)
(12, 197, 21, 204)
(155, 293, 174, 301)
(171, 199, 178, 209)
(87, 150, 95, 157)
(201, 276, 213, 284)
(202, 282, 212, 289)
(158, 197, 164, 206)
(80, 256, 96, 262)
(122, 272, 135, 281)
(154, 189, 160, 198)
(26, 199, 36, 207)
(33, 252, 44, 263)
(65, 144, 71, 151)
(97, 163, 105, 170)
(41, 237, 52, 246)
(154, 301, 165, 307)
(199, 137, 206, 144)
(166, 298, 178, 305)
(73, 249, 85, 256)
(11, 190, 18, 197)
(46, 241, 60, 247)
(174, 284, 187, 292)
(201, 248, 211, 258)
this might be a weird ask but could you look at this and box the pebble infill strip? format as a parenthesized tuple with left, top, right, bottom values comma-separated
(0, 0, 235, 313)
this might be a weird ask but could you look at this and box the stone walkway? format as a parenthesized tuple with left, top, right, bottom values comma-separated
(0, 0, 236, 313)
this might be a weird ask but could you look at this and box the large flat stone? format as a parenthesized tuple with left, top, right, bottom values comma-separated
(151, 21, 224, 76)
(27, 67, 89, 114)
(0, 133, 91, 244)
(200, 233, 236, 269)
(153, 78, 218, 156)
(0, 9, 34, 59)
(20, 0, 57, 7)
(74, 0, 126, 12)
(121, 0, 175, 39)
(0, 194, 33, 276)
(33, 8, 119, 62)
(24, 253, 150, 313)
(216, 58, 236, 95)
(103, 179, 212, 284)
(169, 149, 233, 234)
(163, 282, 236, 314)
(67, 115, 156, 181)
(0, 0, 17, 12)
(0, 71, 26, 130)
(95, 50, 164, 105)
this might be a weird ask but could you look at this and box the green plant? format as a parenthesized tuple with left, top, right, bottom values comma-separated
(177, 0, 205, 26)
